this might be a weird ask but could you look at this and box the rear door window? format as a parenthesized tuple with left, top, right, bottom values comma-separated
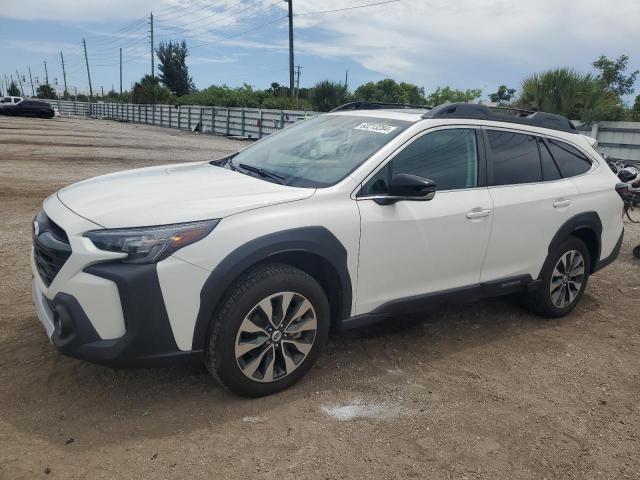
(486, 130, 542, 186)
(547, 139, 592, 178)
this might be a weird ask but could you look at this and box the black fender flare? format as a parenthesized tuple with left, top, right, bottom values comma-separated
(191, 226, 352, 350)
(547, 211, 602, 274)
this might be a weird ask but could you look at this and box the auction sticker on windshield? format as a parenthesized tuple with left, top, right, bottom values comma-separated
(354, 122, 398, 134)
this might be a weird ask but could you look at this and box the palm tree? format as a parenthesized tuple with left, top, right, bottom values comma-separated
(519, 68, 621, 121)
(131, 75, 172, 104)
(310, 80, 349, 112)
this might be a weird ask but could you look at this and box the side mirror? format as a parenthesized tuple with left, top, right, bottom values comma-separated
(374, 173, 436, 205)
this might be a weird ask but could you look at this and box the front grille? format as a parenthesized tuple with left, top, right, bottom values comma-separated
(33, 212, 72, 287)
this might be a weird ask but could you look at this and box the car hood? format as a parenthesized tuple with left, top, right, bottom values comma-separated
(57, 161, 315, 228)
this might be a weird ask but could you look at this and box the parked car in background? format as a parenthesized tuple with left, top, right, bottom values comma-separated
(31, 102, 624, 397)
(0, 99, 55, 118)
(0, 96, 24, 106)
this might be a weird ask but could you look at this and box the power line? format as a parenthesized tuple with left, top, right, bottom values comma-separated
(90, 33, 150, 56)
(191, 14, 287, 48)
(156, 0, 267, 37)
(104, 16, 148, 35)
(295, 0, 400, 16)
(156, 0, 282, 48)
(95, 11, 285, 67)
(154, 0, 217, 16)
(155, 0, 227, 19)
(89, 32, 148, 52)
(84, 17, 148, 46)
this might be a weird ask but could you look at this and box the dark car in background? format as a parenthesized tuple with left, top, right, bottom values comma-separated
(0, 99, 55, 118)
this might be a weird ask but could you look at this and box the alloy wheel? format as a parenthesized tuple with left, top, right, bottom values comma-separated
(234, 291, 317, 383)
(549, 250, 585, 309)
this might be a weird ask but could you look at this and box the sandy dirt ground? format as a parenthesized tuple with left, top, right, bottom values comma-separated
(1, 115, 639, 480)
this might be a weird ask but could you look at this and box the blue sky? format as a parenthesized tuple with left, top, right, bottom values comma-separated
(1, 0, 639, 102)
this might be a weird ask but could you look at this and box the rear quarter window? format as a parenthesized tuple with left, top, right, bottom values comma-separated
(547, 139, 592, 177)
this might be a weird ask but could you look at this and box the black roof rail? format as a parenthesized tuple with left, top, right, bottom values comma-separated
(331, 101, 431, 112)
(421, 103, 578, 134)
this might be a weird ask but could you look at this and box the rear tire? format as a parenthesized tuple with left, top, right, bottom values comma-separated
(205, 263, 330, 397)
(524, 236, 590, 318)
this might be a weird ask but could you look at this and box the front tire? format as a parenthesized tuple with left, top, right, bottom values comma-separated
(205, 263, 330, 397)
(524, 236, 590, 318)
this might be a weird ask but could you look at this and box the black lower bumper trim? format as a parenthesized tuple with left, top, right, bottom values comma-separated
(46, 262, 202, 368)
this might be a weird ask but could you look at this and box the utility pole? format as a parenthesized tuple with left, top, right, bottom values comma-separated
(286, 0, 294, 97)
(119, 47, 123, 94)
(60, 52, 68, 96)
(101, 85, 104, 97)
(295, 64, 302, 99)
(82, 38, 94, 99)
(28, 67, 35, 96)
(345, 69, 349, 89)
(15, 70, 25, 96)
(44, 60, 49, 85)
(150, 12, 154, 77)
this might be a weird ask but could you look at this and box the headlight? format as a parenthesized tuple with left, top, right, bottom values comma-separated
(84, 219, 219, 264)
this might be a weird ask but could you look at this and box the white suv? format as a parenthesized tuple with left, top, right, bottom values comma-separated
(31, 102, 624, 396)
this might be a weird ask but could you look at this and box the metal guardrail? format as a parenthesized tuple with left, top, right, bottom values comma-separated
(575, 121, 640, 162)
(45, 99, 92, 117)
(44, 99, 640, 160)
(44, 99, 318, 140)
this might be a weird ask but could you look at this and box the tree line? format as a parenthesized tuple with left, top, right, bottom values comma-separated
(9, 40, 639, 122)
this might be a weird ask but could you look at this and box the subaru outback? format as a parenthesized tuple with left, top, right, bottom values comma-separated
(31, 102, 625, 396)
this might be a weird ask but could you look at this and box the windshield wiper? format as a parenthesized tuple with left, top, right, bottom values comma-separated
(209, 154, 237, 167)
(236, 162, 287, 185)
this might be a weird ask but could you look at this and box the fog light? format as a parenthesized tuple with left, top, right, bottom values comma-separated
(54, 304, 74, 337)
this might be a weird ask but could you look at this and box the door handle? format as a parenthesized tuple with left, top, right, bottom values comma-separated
(466, 209, 491, 219)
(553, 199, 572, 208)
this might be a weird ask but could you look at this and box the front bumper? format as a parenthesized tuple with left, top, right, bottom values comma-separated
(31, 196, 203, 367)
(32, 263, 202, 368)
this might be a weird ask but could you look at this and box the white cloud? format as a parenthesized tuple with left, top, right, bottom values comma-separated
(189, 55, 238, 65)
(7, 40, 79, 55)
(2, 0, 640, 95)
(291, 0, 640, 83)
(0, 0, 168, 21)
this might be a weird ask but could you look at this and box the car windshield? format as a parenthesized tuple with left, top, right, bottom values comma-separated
(228, 114, 411, 187)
